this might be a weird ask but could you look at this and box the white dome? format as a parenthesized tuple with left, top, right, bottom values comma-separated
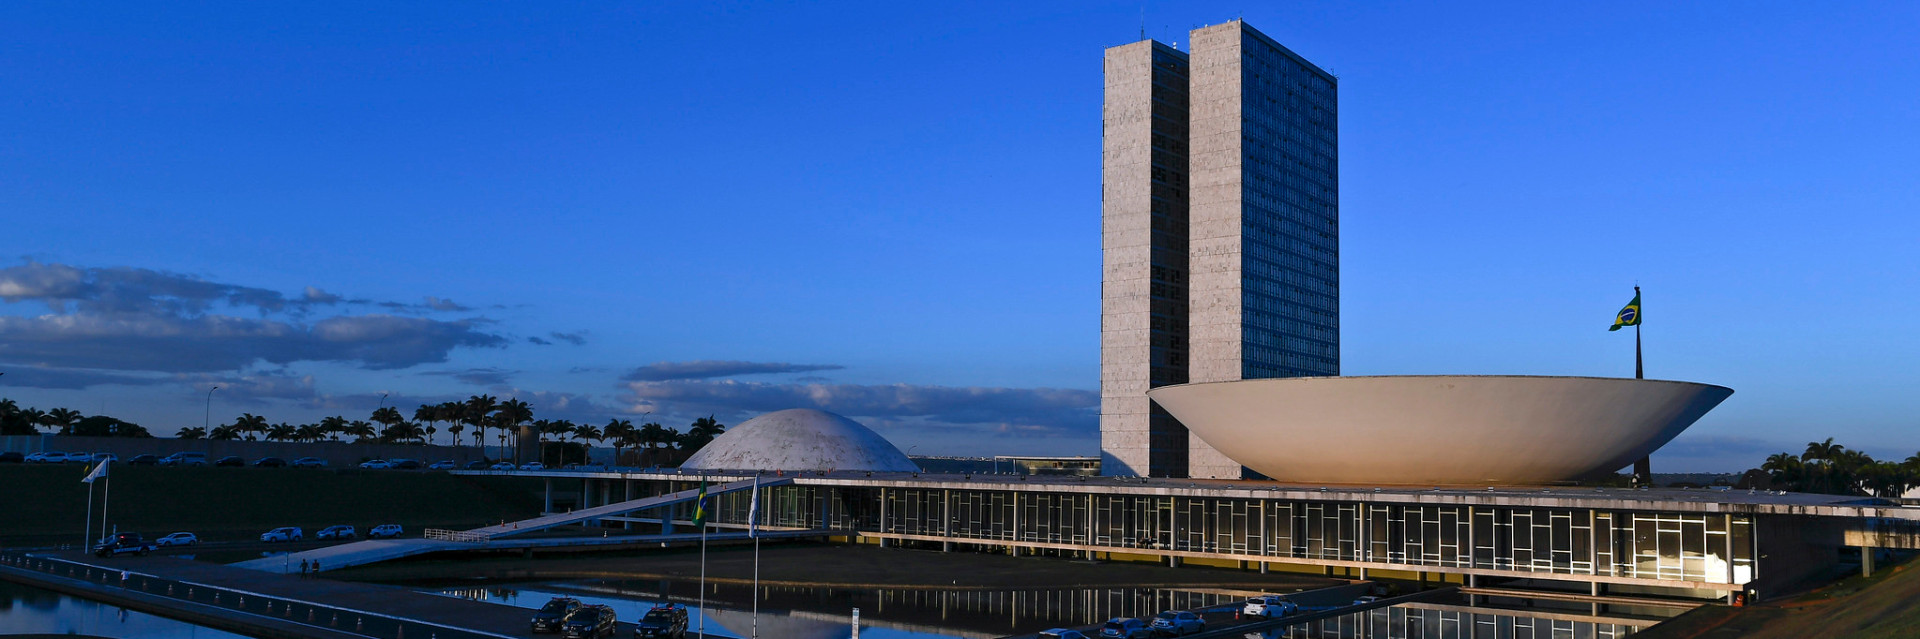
(681, 409, 918, 472)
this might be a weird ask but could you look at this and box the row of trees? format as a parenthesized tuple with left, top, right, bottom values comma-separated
(1754, 438, 1920, 498)
(166, 395, 726, 465)
(0, 399, 151, 438)
(2, 394, 725, 466)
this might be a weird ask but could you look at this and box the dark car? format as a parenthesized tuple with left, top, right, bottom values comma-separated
(214, 456, 246, 467)
(391, 459, 423, 470)
(560, 604, 615, 639)
(464, 460, 490, 470)
(634, 603, 689, 638)
(530, 597, 582, 634)
(254, 457, 288, 468)
(0, 451, 22, 463)
(127, 454, 159, 465)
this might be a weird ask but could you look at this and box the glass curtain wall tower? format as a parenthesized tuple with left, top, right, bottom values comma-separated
(1103, 20, 1339, 478)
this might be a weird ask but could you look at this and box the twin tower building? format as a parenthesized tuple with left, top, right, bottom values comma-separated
(1101, 21, 1340, 478)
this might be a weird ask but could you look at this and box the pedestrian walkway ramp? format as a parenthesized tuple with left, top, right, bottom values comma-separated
(232, 477, 798, 573)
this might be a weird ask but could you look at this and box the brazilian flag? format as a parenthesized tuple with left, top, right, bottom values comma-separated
(1609, 293, 1641, 331)
(692, 478, 708, 527)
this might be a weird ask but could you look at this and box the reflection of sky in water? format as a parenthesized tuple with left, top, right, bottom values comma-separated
(434, 583, 972, 639)
(0, 580, 251, 639)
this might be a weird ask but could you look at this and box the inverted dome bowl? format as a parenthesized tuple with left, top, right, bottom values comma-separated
(1146, 375, 1732, 485)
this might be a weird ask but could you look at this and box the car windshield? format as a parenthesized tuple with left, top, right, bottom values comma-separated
(569, 610, 599, 623)
(643, 610, 675, 621)
(1155, 613, 1176, 620)
(539, 601, 572, 613)
(1104, 621, 1128, 629)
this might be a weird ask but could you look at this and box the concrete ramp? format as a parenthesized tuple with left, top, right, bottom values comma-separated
(470, 477, 785, 538)
(232, 476, 795, 573)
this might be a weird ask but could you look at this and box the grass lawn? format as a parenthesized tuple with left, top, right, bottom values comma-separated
(0, 464, 545, 546)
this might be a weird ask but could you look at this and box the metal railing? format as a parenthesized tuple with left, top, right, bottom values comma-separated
(423, 528, 492, 543)
(0, 551, 515, 639)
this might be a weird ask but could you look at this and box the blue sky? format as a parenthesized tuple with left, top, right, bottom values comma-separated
(1, 2, 1916, 470)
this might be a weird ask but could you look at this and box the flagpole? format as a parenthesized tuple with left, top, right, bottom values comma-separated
(84, 470, 94, 550)
(697, 479, 707, 639)
(1634, 285, 1644, 380)
(751, 474, 761, 639)
(100, 470, 111, 543)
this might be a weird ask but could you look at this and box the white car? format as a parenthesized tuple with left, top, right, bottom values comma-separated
(260, 527, 303, 542)
(62, 452, 89, 463)
(359, 459, 393, 469)
(428, 460, 457, 470)
(367, 524, 403, 539)
(292, 457, 328, 468)
(90, 453, 119, 464)
(156, 532, 199, 547)
(489, 461, 516, 470)
(316, 525, 356, 540)
(24, 452, 49, 463)
(518, 462, 545, 470)
(1039, 630, 1090, 639)
(1243, 595, 1298, 618)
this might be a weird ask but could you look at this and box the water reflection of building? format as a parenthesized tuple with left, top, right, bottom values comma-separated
(1275, 602, 1655, 639)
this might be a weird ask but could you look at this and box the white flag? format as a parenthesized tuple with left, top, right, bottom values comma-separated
(747, 478, 759, 538)
(81, 460, 109, 484)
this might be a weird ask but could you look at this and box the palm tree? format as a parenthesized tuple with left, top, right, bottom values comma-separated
(495, 399, 533, 460)
(573, 423, 603, 466)
(637, 422, 669, 464)
(414, 404, 439, 443)
(345, 420, 378, 443)
(234, 413, 269, 441)
(176, 426, 207, 439)
(208, 424, 241, 440)
(295, 423, 326, 443)
(320, 415, 348, 441)
(604, 419, 635, 465)
(540, 420, 573, 465)
(371, 406, 404, 430)
(266, 422, 297, 442)
(682, 416, 726, 453)
(1803, 438, 1844, 463)
(463, 395, 499, 457)
(17, 408, 47, 435)
(43, 407, 83, 435)
(438, 402, 465, 445)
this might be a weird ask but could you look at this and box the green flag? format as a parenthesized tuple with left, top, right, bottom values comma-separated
(1609, 293, 1641, 331)
(692, 478, 708, 527)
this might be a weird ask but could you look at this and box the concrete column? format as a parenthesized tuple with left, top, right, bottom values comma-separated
(1168, 555, 1180, 568)
(1357, 567, 1367, 581)
(878, 488, 888, 548)
(1259, 562, 1268, 574)
(543, 478, 553, 514)
(1862, 546, 1876, 577)
(942, 489, 952, 552)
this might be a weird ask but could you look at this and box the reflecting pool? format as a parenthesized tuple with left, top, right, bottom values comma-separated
(0, 579, 250, 638)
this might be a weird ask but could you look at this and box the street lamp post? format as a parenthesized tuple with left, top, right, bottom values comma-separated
(204, 386, 220, 432)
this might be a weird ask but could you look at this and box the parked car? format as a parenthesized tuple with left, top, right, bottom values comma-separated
(23, 452, 48, 463)
(93, 532, 156, 558)
(559, 604, 615, 638)
(519, 462, 546, 470)
(90, 453, 119, 464)
(292, 457, 328, 468)
(1100, 617, 1152, 638)
(1039, 630, 1091, 639)
(63, 452, 91, 463)
(428, 460, 458, 470)
(367, 524, 403, 539)
(391, 459, 423, 470)
(254, 457, 288, 468)
(260, 527, 303, 542)
(160, 452, 208, 466)
(127, 454, 159, 465)
(1148, 610, 1205, 636)
(634, 603, 689, 638)
(489, 461, 516, 470)
(155, 532, 199, 547)
(1242, 595, 1298, 619)
(359, 459, 393, 469)
(214, 456, 246, 467)
(0, 451, 22, 463)
(464, 460, 490, 470)
(530, 596, 582, 634)
(316, 525, 356, 540)
(1352, 595, 1380, 606)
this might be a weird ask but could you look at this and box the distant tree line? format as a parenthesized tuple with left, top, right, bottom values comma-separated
(3, 394, 723, 465)
(0, 399, 152, 438)
(1749, 438, 1920, 498)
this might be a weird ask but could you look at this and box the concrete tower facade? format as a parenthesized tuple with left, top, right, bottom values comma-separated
(1102, 21, 1339, 478)
(1100, 40, 1191, 478)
